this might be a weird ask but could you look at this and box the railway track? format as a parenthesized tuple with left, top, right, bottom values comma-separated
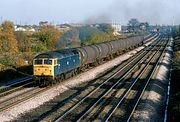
(0, 76, 34, 97)
(24, 36, 163, 122)
(104, 39, 169, 122)
(0, 86, 43, 112)
(57, 38, 168, 122)
(0, 78, 49, 113)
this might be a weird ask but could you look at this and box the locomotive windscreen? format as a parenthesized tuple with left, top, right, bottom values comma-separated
(44, 59, 52, 65)
(34, 60, 43, 64)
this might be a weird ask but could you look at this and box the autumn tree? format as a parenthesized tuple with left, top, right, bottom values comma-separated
(16, 31, 32, 52)
(0, 21, 19, 53)
(35, 25, 61, 50)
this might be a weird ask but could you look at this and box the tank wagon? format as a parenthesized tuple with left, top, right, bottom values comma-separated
(33, 35, 154, 86)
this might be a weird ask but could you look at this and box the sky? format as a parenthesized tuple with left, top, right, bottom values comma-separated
(0, 0, 180, 25)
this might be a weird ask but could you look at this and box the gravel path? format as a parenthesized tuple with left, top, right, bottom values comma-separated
(0, 44, 149, 122)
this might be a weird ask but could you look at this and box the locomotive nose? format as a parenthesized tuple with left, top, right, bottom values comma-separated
(34, 66, 53, 76)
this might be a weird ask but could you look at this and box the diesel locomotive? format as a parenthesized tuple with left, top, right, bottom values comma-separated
(33, 34, 158, 86)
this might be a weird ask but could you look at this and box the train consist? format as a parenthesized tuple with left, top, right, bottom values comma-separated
(33, 34, 158, 86)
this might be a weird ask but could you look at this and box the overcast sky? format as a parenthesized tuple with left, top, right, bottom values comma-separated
(0, 0, 180, 25)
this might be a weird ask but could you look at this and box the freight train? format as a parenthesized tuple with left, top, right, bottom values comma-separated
(33, 34, 158, 86)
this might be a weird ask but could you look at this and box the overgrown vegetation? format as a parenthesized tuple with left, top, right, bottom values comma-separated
(168, 26, 180, 121)
(57, 24, 121, 47)
(78, 24, 119, 45)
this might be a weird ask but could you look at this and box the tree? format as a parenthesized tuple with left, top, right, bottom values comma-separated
(139, 22, 149, 31)
(35, 25, 61, 50)
(87, 32, 108, 44)
(97, 24, 114, 34)
(127, 18, 140, 32)
(16, 31, 32, 52)
(57, 28, 80, 48)
(78, 26, 101, 42)
(0, 21, 19, 53)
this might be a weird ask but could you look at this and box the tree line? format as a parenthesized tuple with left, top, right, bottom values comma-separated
(0, 21, 62, 53)
(0, 20, 62, 67)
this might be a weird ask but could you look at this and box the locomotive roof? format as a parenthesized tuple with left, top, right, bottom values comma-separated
(34, 48, 79, 59)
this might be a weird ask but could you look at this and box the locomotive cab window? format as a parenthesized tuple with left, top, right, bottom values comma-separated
(44, 59, 52, 65)
(34, 59, 42, 65)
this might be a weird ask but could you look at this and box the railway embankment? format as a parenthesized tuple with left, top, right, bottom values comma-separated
(168, 38, 180, 121)
(132, 39, 173, 121)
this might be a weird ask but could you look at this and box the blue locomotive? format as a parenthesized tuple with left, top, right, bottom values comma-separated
(33, 49, 81, 85)
(33, 34, 158, 86)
